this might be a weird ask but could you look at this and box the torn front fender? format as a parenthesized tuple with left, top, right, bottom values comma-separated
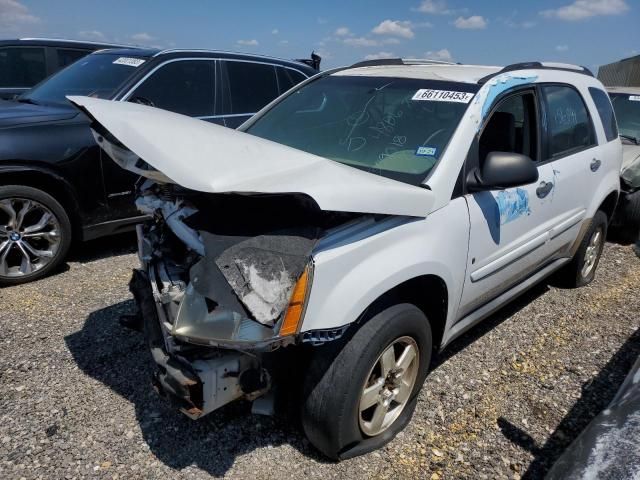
(67, 96, 435, 218)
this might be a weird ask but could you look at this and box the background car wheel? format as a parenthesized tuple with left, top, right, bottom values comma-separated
(610, 191, 640, 244)
(0, 185, 72, 286)
(555, 210, 608, 288)
(301, 303, 432, 460)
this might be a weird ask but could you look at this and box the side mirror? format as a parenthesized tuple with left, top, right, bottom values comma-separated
(467, 152, 538, 191)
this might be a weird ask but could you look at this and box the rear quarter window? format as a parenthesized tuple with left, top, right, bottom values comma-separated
(588, 87, 618, 142)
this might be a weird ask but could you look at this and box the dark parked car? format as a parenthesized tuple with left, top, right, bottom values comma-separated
(0, 48, 318, 285)
(606, 87, 640, 242)
(0, 38, 133, 100)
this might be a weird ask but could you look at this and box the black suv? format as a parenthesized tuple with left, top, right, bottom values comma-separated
(0, 48, 318, 285)
(0, 38, 132, 100)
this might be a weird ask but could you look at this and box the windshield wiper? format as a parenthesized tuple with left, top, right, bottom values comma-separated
(620, 134, 639, 145)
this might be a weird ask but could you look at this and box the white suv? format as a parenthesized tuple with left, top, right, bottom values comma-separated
(70, 59, 621, 459)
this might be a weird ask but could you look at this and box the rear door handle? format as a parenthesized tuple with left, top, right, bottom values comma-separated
(536, 181, 554, 198)
(590, 158, 601, 172)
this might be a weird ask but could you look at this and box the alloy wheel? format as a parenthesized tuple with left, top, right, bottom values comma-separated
(359, 336, 420, 437)
(581, 227, 603, 279)
(0, 197, 62, 278)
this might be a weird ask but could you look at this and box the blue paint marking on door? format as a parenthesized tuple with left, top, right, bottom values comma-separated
(495, 188, 530, 225)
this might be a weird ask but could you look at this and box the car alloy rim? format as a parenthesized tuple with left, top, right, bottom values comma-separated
(0, 198, 61, 278)
(359, 336, 420, 437)
(581, 227, 603, 279)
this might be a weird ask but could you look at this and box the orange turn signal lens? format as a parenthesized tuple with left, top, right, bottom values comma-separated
(280, 268, 310, 336)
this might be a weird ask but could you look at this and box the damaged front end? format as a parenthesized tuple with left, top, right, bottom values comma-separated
(129, 180, 351, 418)
(67, 95, 435, 420)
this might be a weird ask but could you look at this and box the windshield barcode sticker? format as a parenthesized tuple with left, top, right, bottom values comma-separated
(630, 95, 640, 102)
(113, 57, 146, 67)
(412, 89, 474, 103)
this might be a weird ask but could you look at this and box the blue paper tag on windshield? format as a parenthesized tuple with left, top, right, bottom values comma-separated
(416, 146, 437, 156)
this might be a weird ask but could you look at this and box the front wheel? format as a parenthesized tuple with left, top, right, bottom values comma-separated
(301, 303, 432, 460)
(0, 185, 72, 286)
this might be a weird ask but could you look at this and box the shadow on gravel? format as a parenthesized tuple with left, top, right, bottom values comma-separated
(68, 232, 137, 263)
(65, 300, 321, 477)
(498, 327, 640, 479)
(432, 281, 551, 369)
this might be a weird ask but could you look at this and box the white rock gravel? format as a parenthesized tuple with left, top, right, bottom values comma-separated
(0, 234, 638, 479)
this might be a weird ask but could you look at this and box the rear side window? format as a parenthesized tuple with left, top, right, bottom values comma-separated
(0, 47, 46, 88)
(542, 85, 596, 158)
(276, 67, 306, 94)
(57, 49, 89, 69)
(588, 87, 618, 142)
(130, 60, 215, 117)
(223, 61, 278, 114)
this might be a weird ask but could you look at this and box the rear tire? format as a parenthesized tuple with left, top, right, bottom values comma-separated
(555, 210, 607, 288)
(301, 303, 432, 460)
(0, 185, 72, 286)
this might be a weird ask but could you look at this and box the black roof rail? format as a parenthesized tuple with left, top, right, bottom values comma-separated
(348, 57, 459, 69)
(478, 61, 594, 84)
(349, 58, 405, 68)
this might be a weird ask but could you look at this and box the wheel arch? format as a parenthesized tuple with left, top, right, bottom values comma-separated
(598, 189, 619, 222)
(0, 166, 82, 239)
(353, 274, 449, 350)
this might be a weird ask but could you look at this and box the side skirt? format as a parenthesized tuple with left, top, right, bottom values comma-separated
(82, 215, 150, 241)
(441, 257, 570, 348)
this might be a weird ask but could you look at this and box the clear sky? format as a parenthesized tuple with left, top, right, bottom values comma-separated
(0, 0, 638, 72)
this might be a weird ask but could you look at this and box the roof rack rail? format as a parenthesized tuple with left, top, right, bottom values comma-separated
(401, 58, 457, 65)
(349, 57, 457, 69)
(19, 37, 136, 48)
(478, 61, 594, 84)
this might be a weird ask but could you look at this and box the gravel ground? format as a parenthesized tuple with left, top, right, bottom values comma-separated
(1, 235, 639, 480)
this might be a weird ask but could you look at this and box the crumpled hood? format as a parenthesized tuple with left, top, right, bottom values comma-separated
(0, 100, 79, 128)
(621, 144, 640, 189)
(68, 96, 435, 218)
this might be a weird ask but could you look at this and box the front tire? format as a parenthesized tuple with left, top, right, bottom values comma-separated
(301, 303, 432, 460)
(0, 185, 72, 286)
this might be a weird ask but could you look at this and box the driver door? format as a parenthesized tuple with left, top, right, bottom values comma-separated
(101, 59, 218, 218)
(458, 89, 557, 318)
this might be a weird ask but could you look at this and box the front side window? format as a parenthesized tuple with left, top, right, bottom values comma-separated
(610, 93, 640, 144)
(129, 60, 215, 117)
(0, 47, 46, 88)
(589, 87, 618, 142)
(23, 53, 144, 104)
(246, 75, 478, 185)
(223, 61, 278, 114)
(542, 85, 595, 158)
(479, 91, 538, 165)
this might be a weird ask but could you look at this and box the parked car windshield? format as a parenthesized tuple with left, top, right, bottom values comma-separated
(610, 93, 640, 144)
(21, 53, 146, 105)
(245, 75, 478, 185)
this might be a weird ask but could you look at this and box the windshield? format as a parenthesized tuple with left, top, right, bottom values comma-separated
(245, 75, 477, 185)
(21, 53, 147, 105)
(610, 93, 640, 143)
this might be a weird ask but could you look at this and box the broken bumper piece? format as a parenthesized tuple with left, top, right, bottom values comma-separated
(130, 269, 270, 418)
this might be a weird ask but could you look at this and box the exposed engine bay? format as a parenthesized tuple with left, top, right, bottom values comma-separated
(130, 179, 358, 417)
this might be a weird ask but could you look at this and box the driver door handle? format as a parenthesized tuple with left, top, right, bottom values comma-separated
(590, 158, 602, 172)
(536, 181, 554, 199)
